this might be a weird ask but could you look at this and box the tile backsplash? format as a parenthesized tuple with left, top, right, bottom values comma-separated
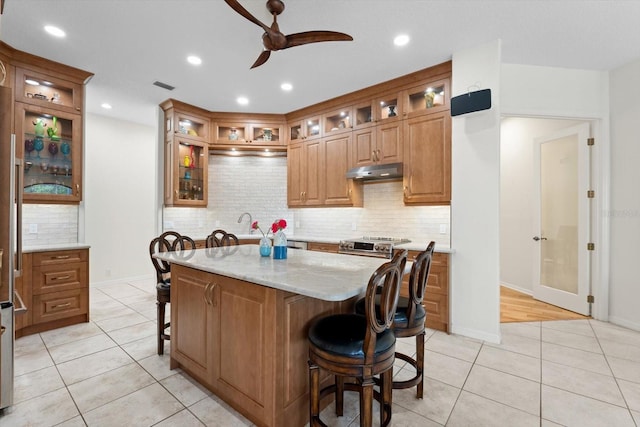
(22, 204, 78, 246)
(164, 155, 450, 246)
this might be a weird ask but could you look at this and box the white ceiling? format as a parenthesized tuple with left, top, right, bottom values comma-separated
(2, 0, 640, 126)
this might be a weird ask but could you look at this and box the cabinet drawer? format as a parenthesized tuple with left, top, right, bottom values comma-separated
(307, 242, 339, 253)
(33, 288, 88, 324)
(33, 262, 87, 295)
(33, 249, 88, 266)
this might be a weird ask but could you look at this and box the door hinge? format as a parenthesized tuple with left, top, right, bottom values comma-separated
(587, 137, 595, 146)
(587, 243, 595, 251)
(587, 190, 595, 198)
(587, 295, 595, 303)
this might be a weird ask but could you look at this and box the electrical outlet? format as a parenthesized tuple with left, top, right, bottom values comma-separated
(351, 222, 357, 231)
(440, 224, 448, 234)
(163, 221, 174, 229)
(105, 269, 111, 277)
(29, 223, 38, 234)
(295, 221, 301, 229)
(215, 220, 220, 227)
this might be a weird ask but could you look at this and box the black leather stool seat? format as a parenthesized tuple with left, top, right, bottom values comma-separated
(308, 314, 395, 358)
(355, 295, 426, 328)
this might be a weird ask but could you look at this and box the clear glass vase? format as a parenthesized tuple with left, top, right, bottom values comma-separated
(273, 230, 287, 259)
(259, 237, 272, 257)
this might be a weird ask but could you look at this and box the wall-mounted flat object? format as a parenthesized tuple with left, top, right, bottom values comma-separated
(451, 88, 492, 116)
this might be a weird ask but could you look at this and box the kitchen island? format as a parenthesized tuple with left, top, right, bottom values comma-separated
(154, 245, 396, 427)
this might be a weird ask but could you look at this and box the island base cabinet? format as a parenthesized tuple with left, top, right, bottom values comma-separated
(170, 264, 347, 427)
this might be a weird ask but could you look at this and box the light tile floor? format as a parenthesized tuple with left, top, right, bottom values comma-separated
(2, 278, 640, 426)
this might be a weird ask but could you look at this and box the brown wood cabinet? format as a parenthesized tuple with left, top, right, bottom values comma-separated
(161, 100, 209, 207)
(214, 121, 285, 147)
(403, 111, 451, 204)
(288, 115, 322, 143)
(16, 248, 90, 338)
(307, 242, 339, 253)
(1, 41, 93, 205)
(287, 140, 324, 207)
(399, 250, 449, 333)
(323, 132, 362, 207)
(170, 264, 346, 427)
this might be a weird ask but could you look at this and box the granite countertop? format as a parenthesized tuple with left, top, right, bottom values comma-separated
(196, 233, 454, 254)
(23, 243, 91, 253)
(154, 245, 408, 302)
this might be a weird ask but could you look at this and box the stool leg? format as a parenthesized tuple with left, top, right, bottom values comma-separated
(381, 369, 393, 425)
(309, 362, 320, 426)
(416, 331, 425, 398)
(335, 375, 344, 416)
(360, 377, 374, 427)
(157, 301, 165, 355)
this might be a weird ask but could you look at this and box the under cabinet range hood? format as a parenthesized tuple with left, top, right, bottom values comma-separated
(346, 162, 403, 181)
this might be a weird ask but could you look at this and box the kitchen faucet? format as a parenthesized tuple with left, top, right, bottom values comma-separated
(237, 212, 253, 234)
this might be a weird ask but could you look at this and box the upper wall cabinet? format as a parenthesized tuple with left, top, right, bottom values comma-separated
(15, 67, 83, 115)
(214, 122, 285, 147)
(403, 78, 450, 119)
(288, 115, 322, 143)
(16, 103, 83, 203)
(3, 42, 93, 205)
(161, 99, 210, 207)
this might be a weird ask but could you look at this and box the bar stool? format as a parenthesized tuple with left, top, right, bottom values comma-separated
(307, 250, 407, 427)
(354, 241, 435, 398)
(205, 229, 239, 248)
(149, 231, 196, 355)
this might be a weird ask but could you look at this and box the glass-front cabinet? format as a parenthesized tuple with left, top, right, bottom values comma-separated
(15, 67, 84, 115)
(165, 138, 208, 207)
(214, 122, 284, 146)
(404, 78, 450, 118)
(375, 91, 402, 122)
(15, 103, 82, 203)
(288, 115, 321, 143)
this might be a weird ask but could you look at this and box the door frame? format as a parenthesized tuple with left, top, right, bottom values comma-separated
(500, 114, 610, 322)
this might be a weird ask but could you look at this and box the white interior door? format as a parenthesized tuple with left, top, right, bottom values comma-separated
(532, 123, 591, 315)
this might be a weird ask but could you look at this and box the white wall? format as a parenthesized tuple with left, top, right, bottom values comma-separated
(500, 117, 581, 294)
(450, 40, 502, 343)
(609, 57, 640, 330)
(501, 63, 611, 321)
(84, 113, 158, 284)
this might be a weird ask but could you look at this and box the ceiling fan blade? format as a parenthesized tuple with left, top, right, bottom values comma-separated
(223, 0, 271, 32)
(250, 50, 272, 69)
(285, 31, 353, 48)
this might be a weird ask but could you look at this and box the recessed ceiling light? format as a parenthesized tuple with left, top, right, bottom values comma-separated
(44, 25, 66, 38)
(101, 103, 112, 110)
(393, 34, 410, 47)
(187, 55, 202, 65)
(280, 82, 293, 91)
(25, 79, 40, 86)
(237, 97, 249, 105)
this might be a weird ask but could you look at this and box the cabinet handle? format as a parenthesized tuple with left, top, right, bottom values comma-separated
(203, 283, 211, 305)
(52, 275, 71, 281)
(76, 184, 80, 197)
(376, 149, 381, 161)
(53, 255, 70, 259)
(371, 151, 376, 162)
(403, 186, 408, 197)
(210, 283, 217, 307)
(14, 290, 27, 314)
(53, 302, 71, 309)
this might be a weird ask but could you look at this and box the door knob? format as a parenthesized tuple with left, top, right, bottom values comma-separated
(532, 236, 548, 241)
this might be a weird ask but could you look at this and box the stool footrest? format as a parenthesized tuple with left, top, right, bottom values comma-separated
(392, 351, 423, 391)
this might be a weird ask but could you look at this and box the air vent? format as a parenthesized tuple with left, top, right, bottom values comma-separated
(153, 81, 175, 91)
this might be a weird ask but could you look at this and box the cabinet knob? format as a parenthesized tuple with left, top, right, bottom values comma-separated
(76, 184, 80, 197)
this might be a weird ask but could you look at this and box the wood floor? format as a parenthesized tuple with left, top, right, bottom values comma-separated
(500, 286, 590, 323)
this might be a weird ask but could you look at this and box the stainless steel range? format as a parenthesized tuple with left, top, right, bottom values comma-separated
(338, 237, 411, 259)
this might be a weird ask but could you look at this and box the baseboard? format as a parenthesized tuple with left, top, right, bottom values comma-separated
(607, 315, 640, 333)
(450, 324, 501, 344)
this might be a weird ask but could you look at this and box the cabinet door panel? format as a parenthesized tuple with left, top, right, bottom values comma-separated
(404, 112, 451, 204)
(304, 140, 324, 205)
(324, 133, 352, 205)
(376, 122, 403, 163)
(171, 266, 214, 381)
(353, 127, 376, 167)
(287, 142, 304, 206)
(32, 288, 88, 324)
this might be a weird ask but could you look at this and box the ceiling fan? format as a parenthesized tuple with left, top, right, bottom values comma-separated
(224, 0, 353, 69)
